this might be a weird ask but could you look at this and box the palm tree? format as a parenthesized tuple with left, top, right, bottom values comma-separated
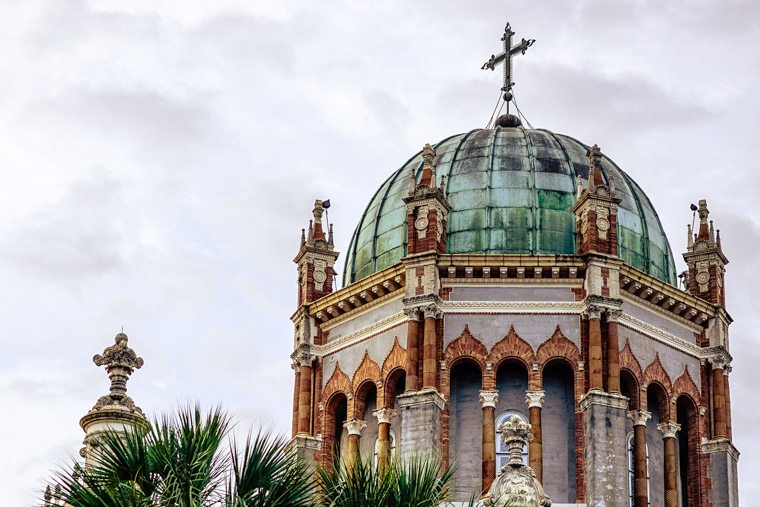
(314, 454, 479, 507)
(46, 405, 314, 507)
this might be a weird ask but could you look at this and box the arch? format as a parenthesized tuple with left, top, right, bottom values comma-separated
(383, 367, 406, 408)
(536, 325, 581, 372)
(352, 351, 381, 391)
(380, 337, 407, 380)
(488, 324, 535, 371)
(324, 361, 352, 400)
(672, 366, 700, 403)
(620, 368, 641, 410)
(676, 394, 701, 507)
(619, 340, 643, 383)
(445, 325, 489, 369)
(353, 378, 378, 420)
(643, 353, 672, 396)
(646, 380, 671, 423)
(321, 391, 349, 468)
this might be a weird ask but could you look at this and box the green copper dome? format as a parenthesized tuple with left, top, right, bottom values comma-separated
(343, 127, 677, 286)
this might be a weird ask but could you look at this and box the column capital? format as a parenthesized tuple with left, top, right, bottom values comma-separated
(585, 304, 604, 320)
(422, 303, 442, 319)
(290, 343, 315, 368)
(479, 390, 499, 408)
(403, 307, 422, 322)
(627, 409, 652, 427)
(606, 308, 623, 322)
(706, 346, 732, 371)
(343, 418, 367, 436)
(525, 390, 545, 408)
(657, 421, 681, 439)
(373, 407, 397, 425)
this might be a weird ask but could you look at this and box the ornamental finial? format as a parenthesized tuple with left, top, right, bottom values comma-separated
(90, 332, 144, 413)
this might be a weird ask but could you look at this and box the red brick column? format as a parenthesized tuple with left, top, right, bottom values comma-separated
(298, 363, 312, 434)
(292, 368, 301, 437)
(725, 374, 733, 440)
(628, 409, 651, 507)
(657, 422, 681, 507)
(587, 306, 604, 390)
(526, 390, 545, 483)
(344, 419, 367, 469)
(374, 408, 396, 473)
(606, 309, 621, 393)
(422, 305, 440, 389)
(712, 367, 727, 438)
(480, 390, 499, 492)
(404, 308, 421, 391)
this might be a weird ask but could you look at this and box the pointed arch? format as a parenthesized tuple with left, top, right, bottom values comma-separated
(323, 361, 352, 400)
(352, 350, 381, 390)
(381, 337, 407, 380)
(642, 353, 673, 394)
(673, 366, 700, 403)
(445, 324, 488, 369)
(536, 325, 581, 369)
(619, 340, 643, 383)
(487, 324, 535, 371)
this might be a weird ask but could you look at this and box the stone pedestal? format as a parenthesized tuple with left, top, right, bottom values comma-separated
(397, 389, 445, 460)
(702, 437, 740, 507)
(289, 433, 322, 468)
(80, 406, 148, 469)
(579, 389, 629, 507)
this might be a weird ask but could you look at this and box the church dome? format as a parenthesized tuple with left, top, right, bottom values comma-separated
(343, 127, 677, 286)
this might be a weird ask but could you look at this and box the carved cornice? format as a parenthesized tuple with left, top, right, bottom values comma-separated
(441, 278, 583, 286)
(701, 437, 740, 461)
(290, 344, 314, 367)
(479, 390, 499, 408)
(441, 301, 583, 314)
(705, 346, 732, 371)
(318, 290, 405, 330)
(312, 312, 406, 356)
(397, 389, 446, 410)
(618, 313, 703, 358)
(403, 294, 443, 308)
(627, 409, 652, 427)
(579, 389, 628, 411)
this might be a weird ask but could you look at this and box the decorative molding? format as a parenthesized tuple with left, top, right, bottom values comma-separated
(618, 313, 703, 358)
(579, 389, 628, 411)
(319, 291, 405, 330)
(621, 293, 705, 332)
(441, 301, 583, 314)
(440, 278, 583, 286)
(701, 437, 740, 461)
(314, 312, 406, 356)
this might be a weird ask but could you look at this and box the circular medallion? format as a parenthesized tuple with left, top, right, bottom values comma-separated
(596, 217, 610, 231)
(313, 270, 327, 283)
(696, 272, 709, 285)
(414, 217, 429, 231)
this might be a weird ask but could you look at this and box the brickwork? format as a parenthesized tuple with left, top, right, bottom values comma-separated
(351, 351, 380, 394)
(405, 317, 420, 390)
(643, 353, 673, 411)
(323, 362, 352, 402)
(487, 324, 536, 389)
(444, 325, 489, 371)
(673, 366, 700, 403)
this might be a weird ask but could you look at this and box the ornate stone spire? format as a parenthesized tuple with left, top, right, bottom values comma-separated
(483, 415, 551, 506)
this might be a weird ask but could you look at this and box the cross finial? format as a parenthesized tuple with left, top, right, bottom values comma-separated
(481, 22, 535, 114)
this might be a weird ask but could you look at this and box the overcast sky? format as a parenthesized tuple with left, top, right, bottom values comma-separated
(1, 0, 758, 504)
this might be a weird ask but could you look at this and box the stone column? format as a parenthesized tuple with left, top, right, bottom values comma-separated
(658, 421, 681, 507)
(344, 419, 367, 469)
(422, 305, 440, 389)
(374, 408, 396, 473)
(404, 308, 421, 391)
(480, 390, 499, 492)
(298, 362, 313, 434)
(606, 309, 622, 393)
(525, 390, 545, 483)
(587, 305, 604, 390)
(712, 366, 727, 438)
(628, 409, 652, 507)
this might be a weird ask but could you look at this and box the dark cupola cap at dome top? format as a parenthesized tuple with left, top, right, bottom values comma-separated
(495, 114, 522, 128)
(343, 126, 677, 287)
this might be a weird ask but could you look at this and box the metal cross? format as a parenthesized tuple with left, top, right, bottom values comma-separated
(481, 23, 535, 113)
